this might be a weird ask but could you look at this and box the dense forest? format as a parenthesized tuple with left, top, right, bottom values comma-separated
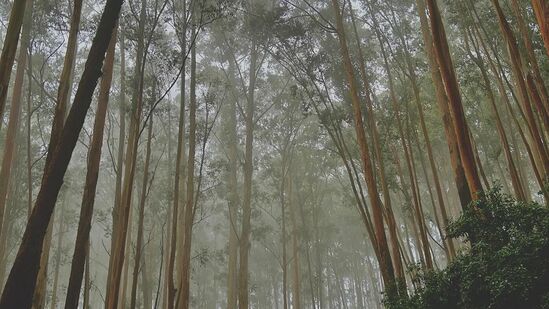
(0, 0, 547, 308)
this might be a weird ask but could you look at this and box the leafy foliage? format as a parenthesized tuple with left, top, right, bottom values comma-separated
(385, 188, 549, 309)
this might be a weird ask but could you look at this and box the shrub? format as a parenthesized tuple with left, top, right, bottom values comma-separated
(384, 189, 549, 309)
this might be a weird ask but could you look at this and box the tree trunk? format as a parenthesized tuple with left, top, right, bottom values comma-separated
(238, 36, 258, 309)
(532, 0, 549, 56)
(425, 0, 483, 200)
(0, 0, 28, 126)
(130, 111, 154, 309)
(105, 0, 146, 307)
(225, 60, 239, 309)
(49, 205, 65, 309)
(168, 3, 187, 309)
(510, 0, 549, 113)
(177, 25, 197, 309)
(491, 0, 549, 180)
(416, 0, 472, 209)
(289, 173, 301, 309)
(64, 25, 117, 309)
(0, 0, 123, 306)
(348, 0, 405, 284)
(331, 0, 396, 292)
(0, 0, 33, 239)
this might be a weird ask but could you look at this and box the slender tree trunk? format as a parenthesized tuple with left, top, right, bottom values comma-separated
(331, 0, 396, 292)
(225, 61, 239, 309)
(0, 0, 123, 306)
(464, 30, 526, 200)
(130, 111, 154, 309)
(348, 1, 405, 284)
(238, 36, 258, 309)
(49, 205, 65, 309)
(532, 0, 549, 55)
(416, 0, 472, 209)
(169, 3, 187, 308)
(510, 0, 549, 112)
(0, 0, 28, 126)
(491, 0, 549, 179)
(83, 241, 90, 309)
(288, 173, 301, 309)
(0, 0, 33, 239)
(370, 9, 433, 270)
(425, 0, 483, 200)
(64, 25, 117, 309)
(177, 25, 197, 309)
(105, 0, 146, 307)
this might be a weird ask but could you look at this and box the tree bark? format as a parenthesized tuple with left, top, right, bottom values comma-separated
(64, 25, 117, 309)
(425, 0, 483, 200)
(238, 35, 258, 309)
(130, 111, 154, 309)
(177, 25, 197, 309)
(105, 0, 146, 307)
(0, 0, 123, 306)
(331, 0, 396, 292)
(0, 0, 28, 126)
(532, 0, 549, 56)
(0, 0, 33, 239)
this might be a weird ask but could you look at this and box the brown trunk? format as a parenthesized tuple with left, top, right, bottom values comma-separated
(510, 0, 549, 113)
(0, 0, 122, 305)
(32, 213, 54, 309)
(425, 0, 483, 200)
(177, 26, 197, 309)
(289, 173, 301, 309)
(111, 28, 126, 277)
(105, 0, 146, 307)
(532, 0, 549, 56)
(0, 0, 28, 125)
(348, 0, 405, 283)
(0, 0, 33, 238)
(238, 36, 258, 309)
(417, 0, 472, 209)
(387, 1, 456, 260)
(491, 0, 549, 179)
(130, 111, 154, 309)
(464, 29, 526, 200)
(83, 241, 90, 309)
(64, 26, 117, 309)
(49, 205, 65, 309)
(225, 60, 239, 309)
(370, 8, 433, 271)
(331, 0, 395, 291)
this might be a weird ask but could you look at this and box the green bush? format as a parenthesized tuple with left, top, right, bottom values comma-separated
(384, 189, 549, 309)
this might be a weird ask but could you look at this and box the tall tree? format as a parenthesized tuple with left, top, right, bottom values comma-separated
(330, 0, 396, 292)
(64, 25, 118, 309)
(0, 0, 123, 306)
(0, 0, 28, 126)
(425, 0, 483, 200)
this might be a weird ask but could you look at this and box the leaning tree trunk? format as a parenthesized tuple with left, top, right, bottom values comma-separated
(64, 25, 117, 309)
(0, 0, 28, 126)
(0, 0, 123, 306)
(331, 0, 396, 292)
(491, 0, 549, 180)
(532, 0, 549, 56)
(425, 0, 483, 200)
(348, 0, 405, 283)
(0, 0, 33, 240)
(416, 0, 472, 209)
